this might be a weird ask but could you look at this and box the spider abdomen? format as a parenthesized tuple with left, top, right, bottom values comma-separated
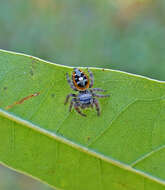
(78, 93, 92, 104)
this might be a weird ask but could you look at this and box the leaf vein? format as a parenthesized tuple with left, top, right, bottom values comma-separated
(87, 98, 137, 147)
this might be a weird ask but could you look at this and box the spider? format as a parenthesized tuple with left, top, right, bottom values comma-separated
(64, 68, 110, 117)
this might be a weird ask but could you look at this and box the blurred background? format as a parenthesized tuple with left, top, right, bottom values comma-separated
(0, 0, 165, 189)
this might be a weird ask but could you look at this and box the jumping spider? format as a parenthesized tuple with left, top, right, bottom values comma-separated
(64, 68, 109, 117)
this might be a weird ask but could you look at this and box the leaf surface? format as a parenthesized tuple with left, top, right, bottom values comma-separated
(0, 49, 165, 190)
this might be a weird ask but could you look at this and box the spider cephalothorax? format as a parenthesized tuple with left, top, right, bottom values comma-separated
(65, 68, 109, 117)
(72, 68, 90, 90)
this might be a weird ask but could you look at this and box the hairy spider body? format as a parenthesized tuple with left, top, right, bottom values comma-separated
(65, 68, 109, 117)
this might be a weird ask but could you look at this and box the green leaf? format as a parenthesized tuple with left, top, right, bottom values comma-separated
(0, 49, 165, 190)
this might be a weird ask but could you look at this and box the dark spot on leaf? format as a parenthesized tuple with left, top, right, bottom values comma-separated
(48, 170, 56, 174)
(3, 87, 7, 90)
(51, 94, 55, 98)
(87, 136, 90, 141)
(30, 69, 34, 76)
(102, 69, 105, 71)
(117, 182, 128, 188)
(29, 57, 37, 76)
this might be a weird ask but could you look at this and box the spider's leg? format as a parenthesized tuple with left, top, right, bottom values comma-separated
(93, 98, 100, 116)
(90, 88, 106, 92)
(69, 98, 78, 112)
(64, 93, 77, 105)
(66, 73, 77, 91)
(74, 103, 86, 117)
(93, 93, 110, 98)
(88, 68, 94, 88)
(69, 98, 74, 111)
